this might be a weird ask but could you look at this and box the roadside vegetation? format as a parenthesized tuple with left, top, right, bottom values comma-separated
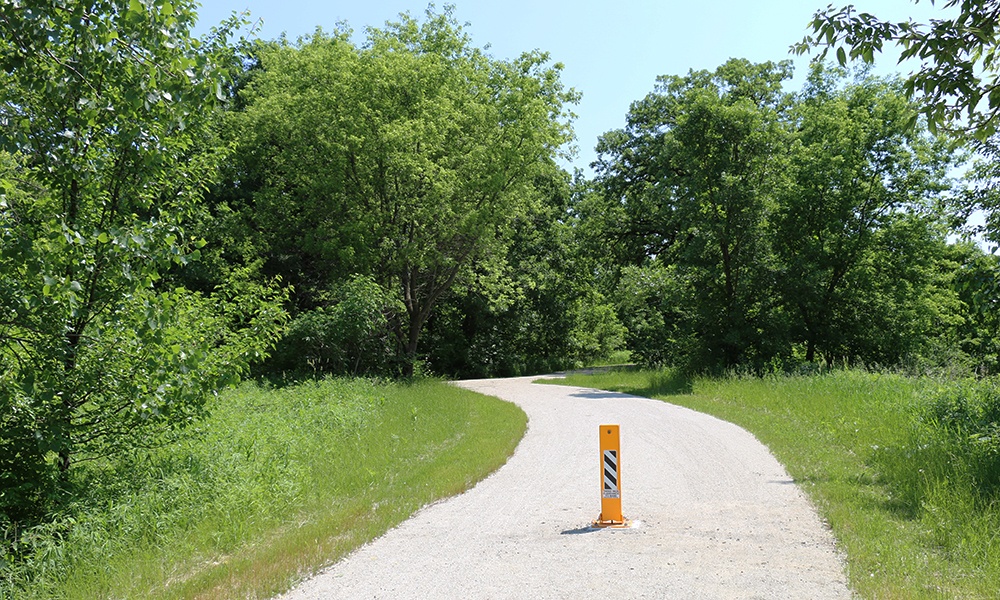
(3, 1, 1000, 598)
(549, 368, 1000, 599)
(0, 378, 525, 599)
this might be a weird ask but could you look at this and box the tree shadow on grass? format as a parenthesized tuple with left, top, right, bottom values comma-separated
(624, 369, 693, 398)
(548, 366, 694, 399)
(568, 383, 693, 404)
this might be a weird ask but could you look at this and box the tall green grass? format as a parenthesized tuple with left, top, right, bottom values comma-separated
(547, 369, 1000, 599)
(1, 378, 526, 599)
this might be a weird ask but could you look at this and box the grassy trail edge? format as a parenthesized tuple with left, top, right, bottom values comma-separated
(543, 370, 999, 600)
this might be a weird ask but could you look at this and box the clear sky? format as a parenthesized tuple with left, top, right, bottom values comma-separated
(192, 0, 948, 174)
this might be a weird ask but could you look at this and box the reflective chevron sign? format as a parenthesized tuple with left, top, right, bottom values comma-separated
(603, 449, 619, 498)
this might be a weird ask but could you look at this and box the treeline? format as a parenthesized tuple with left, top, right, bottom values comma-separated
(2, 0, 1000, 534)
(195, 19, 1000, 380)
(584, 60, 1000, 374)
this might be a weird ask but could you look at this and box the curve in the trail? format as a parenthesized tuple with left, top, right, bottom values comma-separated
(277, 376, 852, 599)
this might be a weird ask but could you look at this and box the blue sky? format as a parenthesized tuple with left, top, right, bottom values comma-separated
(192, 1, 947, 174)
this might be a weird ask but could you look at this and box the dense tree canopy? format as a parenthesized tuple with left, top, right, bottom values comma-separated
(214, 8, 579, 375)
(778, 64, 955, 363)
(593, 59, 794, 369)
(425, 168, 624, 377)
(589, 60, 972, 372)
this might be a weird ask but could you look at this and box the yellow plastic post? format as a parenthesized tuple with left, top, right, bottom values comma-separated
(594, 424, 630, 527)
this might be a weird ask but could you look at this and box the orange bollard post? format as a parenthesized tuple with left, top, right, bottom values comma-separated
(593, 424, 630, 528)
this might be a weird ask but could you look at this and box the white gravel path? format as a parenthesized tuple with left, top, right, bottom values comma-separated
(277, 376, 853, 599)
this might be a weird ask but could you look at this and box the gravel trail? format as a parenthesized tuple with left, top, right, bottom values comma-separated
(277, 376, 852, 599)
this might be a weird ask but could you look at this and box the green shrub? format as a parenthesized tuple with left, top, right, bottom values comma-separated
(567, 298, 626, 364)
(268, 275, 401, 376)
(613, 265, 690, 368)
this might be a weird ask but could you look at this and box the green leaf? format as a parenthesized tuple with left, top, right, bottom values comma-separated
(989, 87, 1000, 109)
(836, 47, 847, 67)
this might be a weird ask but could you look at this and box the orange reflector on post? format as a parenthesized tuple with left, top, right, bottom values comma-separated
(594, 424, 630, 528)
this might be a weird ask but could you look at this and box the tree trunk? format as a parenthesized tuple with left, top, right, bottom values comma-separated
(401, 311, 422, 378)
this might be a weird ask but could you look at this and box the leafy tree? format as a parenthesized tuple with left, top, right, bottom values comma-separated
(776, 65, 955, 363)
(220, 7, 578, 374)
(794, 1, 1000, 248)
(593, 59, 793, 370)
(831, 212, 963, 366)
(959, 135, 1000, 251)
(0, 1, 286, 521)
(795, 1, 1000, 138)
(589, 58, 965, 372)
